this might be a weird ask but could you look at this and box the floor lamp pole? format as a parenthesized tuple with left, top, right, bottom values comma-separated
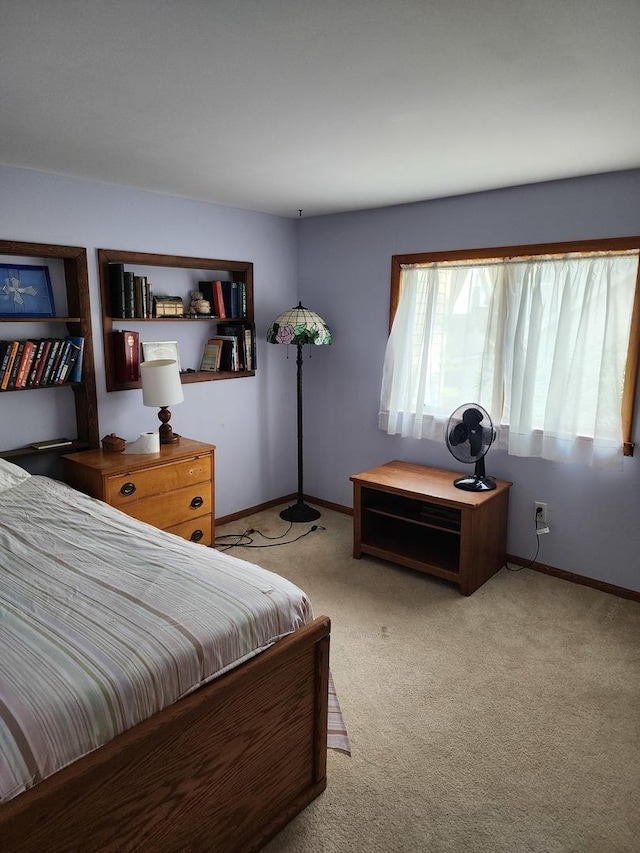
(279, 344, 321, 523)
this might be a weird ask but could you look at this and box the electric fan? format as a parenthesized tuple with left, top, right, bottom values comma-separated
(445, 403, 496, 491)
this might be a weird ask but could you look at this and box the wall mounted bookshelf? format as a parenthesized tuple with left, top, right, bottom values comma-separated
(97, 249, 255, 392)
(0, 239, 99, 459)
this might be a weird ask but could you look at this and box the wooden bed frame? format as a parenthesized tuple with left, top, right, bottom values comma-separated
(0, 615, 330, 852)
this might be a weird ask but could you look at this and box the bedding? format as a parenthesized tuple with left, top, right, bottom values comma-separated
(0, 458, 30, 492)
(0, 463, 347, 805)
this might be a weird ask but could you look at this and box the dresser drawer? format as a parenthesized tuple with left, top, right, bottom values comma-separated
(165, 514, 213, 546)
(121, 483, 213, 529)
(107, 455, 212, 508)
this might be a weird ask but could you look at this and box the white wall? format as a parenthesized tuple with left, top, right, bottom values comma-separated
(298, 170, 640, 592)
(0, 165, 299, 517)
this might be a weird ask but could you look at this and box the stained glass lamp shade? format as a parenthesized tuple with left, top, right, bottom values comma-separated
(266, 302, 332, 522)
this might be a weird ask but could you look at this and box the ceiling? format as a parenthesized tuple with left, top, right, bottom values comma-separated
(2, 0, 639, 218)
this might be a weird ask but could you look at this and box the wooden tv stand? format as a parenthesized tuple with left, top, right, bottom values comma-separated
(350, 461, 511, 595)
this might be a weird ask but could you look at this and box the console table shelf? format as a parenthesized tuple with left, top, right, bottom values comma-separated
(351, 460, 511, 595)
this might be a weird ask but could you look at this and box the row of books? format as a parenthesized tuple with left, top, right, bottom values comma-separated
(198, 281, 248, 320)
(108, 263, 153, 319)
(0, 336, 84, 391)
(107, 263, 249, 322)
(113, 322, 256, 384)
(200, 324, 256, 373)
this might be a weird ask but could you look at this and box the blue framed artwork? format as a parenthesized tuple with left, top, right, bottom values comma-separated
(0, 264, 55, 317)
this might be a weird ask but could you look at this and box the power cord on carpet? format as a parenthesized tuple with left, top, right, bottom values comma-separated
(506, 511, 544, 572)
(215, 523, 326, 551)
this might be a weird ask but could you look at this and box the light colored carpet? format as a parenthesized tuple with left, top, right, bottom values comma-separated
(216, 505, 640, 853)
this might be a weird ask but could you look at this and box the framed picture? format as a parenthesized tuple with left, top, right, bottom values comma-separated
(141, 340, 181, 371)
(0, 264, 55, 317)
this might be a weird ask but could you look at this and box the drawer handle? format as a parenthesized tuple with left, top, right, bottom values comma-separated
(190, 496, 204, 509)
(120, 482, 136, 497)
(190, 529, 204, 542)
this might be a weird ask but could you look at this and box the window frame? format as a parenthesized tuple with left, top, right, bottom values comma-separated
(389, 237, 640, 457)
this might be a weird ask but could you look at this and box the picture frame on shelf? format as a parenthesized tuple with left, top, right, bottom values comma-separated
(0, 264, 55, 317)
(141, 340, 181, 371)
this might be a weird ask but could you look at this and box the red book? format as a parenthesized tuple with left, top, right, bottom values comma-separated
(14, 340, 36, 389)
(213, 280, 226, 319)
(113, 330, 140, 383)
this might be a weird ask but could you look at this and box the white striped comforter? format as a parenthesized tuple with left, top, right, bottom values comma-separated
(0, 475, 314, 803)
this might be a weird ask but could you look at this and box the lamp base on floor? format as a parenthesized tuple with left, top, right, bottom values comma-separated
(279, 501, 321, 523)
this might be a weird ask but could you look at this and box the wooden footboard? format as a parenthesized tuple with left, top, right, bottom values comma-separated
(0, 616, 331, 852)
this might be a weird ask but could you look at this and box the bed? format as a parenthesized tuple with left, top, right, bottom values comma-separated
(0, 459, 344, 851)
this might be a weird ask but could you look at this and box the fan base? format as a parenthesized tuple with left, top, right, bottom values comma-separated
(453, 475, 496, 492)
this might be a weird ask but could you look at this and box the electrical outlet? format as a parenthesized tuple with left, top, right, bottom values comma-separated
(534, 501, 548, 524)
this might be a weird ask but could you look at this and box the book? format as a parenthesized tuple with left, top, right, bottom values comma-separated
(108, 262, 126, 319)
(67, 335, 85, 383)
(213, 333, 240, 371)
(1, 341, 19, 389)
(243, 325, 254, 371)
(30, 437, 73, 450)
(40, 338, 63, 387)
(123, 271, 136, 319)
(145, 279, 153, 319)
(57, 338, 83, 384)
(219, 325, 246, 370)
(239, 281, 247, 318)
(15, 340, 37, 389)
(0, 341, 13, 384)
(50, 339, 73, 385)
(220, 281, 233, 318)
(220, 281, 240, 318)
(232, 282, 240, 318)
(1, 341, 20, 390)
(26, 338, 46, 387)
(213, 280, 226, 319)
(200, 342, 222, 372)
(32, 339, 52, 387)
(134, 275, 147, 319)
(6, 341, 25, 390)
(113, 330, 140, 383)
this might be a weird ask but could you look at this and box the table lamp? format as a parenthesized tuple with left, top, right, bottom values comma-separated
(140, 359, 184, 445)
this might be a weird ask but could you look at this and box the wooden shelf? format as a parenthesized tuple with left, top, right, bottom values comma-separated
(351, 460, 512, 596)
(97, 249, 255, 392)
(0, 240, 99, 457)
(0, 440, 90, 461)
(0, 316, 83, 324)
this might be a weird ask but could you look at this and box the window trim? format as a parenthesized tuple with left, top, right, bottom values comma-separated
(390, 237, 640, 457)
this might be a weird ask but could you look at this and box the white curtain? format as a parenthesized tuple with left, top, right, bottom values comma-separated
(379, 253, 639, 469)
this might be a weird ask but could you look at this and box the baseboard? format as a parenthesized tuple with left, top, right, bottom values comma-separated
(506, 554, 640, 603)
(216, 495, 352, 527)
(301, 495, 353, 516)
(217, 501, 639, 603)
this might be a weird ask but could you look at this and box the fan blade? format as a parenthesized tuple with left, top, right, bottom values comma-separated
(449, 423, 468, 446)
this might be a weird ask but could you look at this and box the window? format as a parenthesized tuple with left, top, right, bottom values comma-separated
(380, 239, 640, 470)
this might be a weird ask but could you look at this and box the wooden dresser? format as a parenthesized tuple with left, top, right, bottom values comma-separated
(63, 437, 215, 546)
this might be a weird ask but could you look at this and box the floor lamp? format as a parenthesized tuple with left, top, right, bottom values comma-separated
(266, 302, 332, 523)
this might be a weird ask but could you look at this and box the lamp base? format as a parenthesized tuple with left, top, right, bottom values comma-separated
(279, 500, 321, 523)
(158, 406, 180, 445)
(160, 431, 180, 445)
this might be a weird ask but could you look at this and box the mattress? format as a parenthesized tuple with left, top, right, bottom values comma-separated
(0, 473, 318, 803)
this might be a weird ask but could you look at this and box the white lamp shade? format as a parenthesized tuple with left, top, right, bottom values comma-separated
(140, 359, 184, 407)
